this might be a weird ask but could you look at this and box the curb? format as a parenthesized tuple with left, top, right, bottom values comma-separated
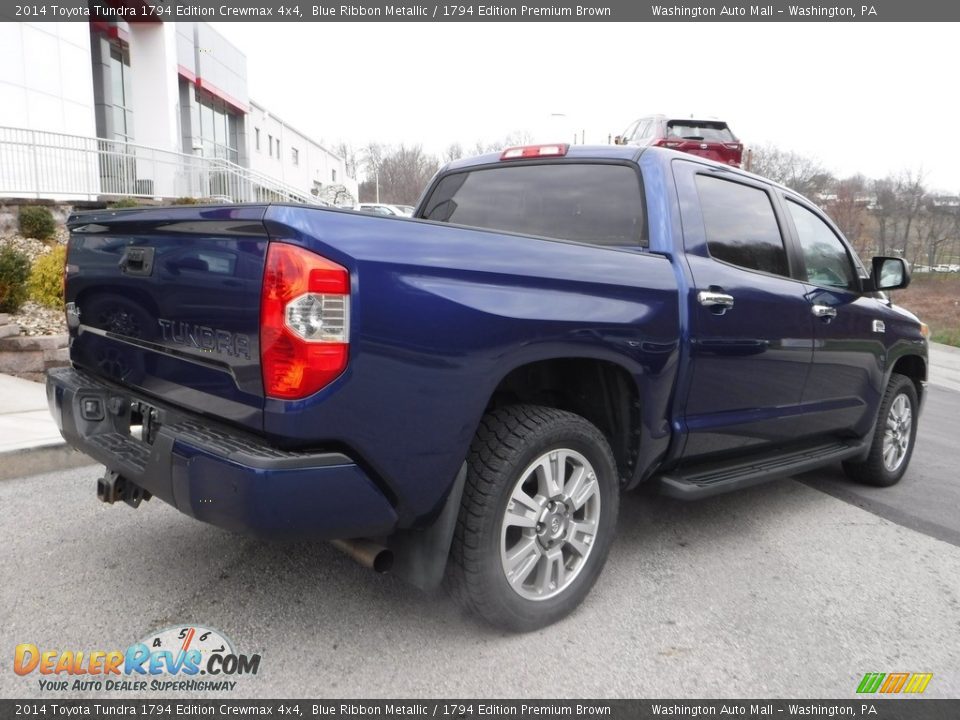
(0, 443, 97, 481)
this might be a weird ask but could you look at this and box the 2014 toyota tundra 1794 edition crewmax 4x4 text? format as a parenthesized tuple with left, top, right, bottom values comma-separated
(47, 144, 929, 631)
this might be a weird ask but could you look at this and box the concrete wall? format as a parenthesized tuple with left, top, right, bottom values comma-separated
(128, 23, 181, 152)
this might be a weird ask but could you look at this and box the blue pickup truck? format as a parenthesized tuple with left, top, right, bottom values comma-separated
(47, 144, 928, 631)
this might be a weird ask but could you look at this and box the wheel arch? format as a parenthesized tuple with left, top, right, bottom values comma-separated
(889, 351, 927, 404)
(483, 356, 642, 485)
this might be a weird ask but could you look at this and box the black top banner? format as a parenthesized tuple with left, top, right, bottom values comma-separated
(4, 0, 960, 21)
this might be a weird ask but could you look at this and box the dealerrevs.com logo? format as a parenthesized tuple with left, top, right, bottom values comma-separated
(14, 625, 261, 693)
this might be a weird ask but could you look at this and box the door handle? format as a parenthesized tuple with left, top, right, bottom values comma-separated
(119, 246, 155, 276)
(697, 290, 735, 309)
(811, 304, 837, 318)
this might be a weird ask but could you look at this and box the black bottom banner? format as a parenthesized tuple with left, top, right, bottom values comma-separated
(2, 699, 958, 720)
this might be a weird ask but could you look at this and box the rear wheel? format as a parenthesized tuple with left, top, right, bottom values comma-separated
(842, 373, 918, 487)
(446, 405, 619, 632)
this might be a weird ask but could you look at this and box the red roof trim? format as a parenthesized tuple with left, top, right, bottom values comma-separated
(177, 65, 197, 84)
(194, 78, 249, 114)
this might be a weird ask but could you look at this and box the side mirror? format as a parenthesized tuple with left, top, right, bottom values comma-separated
(869, 256, 911, 291)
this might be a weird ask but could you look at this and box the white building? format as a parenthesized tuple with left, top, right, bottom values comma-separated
(0, 20, 356, 205)
(248, 101, 355, 206)
(0, 23, 97, 139)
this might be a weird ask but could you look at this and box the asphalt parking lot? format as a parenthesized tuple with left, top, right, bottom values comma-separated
(1, 387, 958, 700)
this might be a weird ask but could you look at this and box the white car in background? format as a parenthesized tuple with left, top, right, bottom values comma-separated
(355, 203, 414, 217)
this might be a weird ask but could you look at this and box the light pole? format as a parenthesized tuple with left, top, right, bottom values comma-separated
(550, 112, 566, 143)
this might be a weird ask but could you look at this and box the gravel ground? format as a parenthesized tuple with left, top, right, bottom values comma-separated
(1, 231, 68, 337)
(8, 300, 67, 336)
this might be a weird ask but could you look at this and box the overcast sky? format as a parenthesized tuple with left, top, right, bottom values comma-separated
(212, 22, 959, 191)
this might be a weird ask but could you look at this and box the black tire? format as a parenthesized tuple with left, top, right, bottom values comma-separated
(445, 405, 619, 632)
(842, 373, 919, 487)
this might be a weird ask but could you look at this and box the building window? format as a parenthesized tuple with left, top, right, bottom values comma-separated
(276, 140, 280, 158)
(190, 88, 239, 163)
(291, 147, 299, 166)
(268, 135, 273, 157)
(109, 43, 133, 143)
(255, 128, 260, 151)
(331, 169, 337, 183)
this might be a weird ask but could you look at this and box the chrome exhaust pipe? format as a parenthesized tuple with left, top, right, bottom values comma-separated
(330, 539, 394, 574)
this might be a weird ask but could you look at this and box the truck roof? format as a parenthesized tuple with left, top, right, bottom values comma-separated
(441, 144, 794, 197)
(444, 144, 644, 172)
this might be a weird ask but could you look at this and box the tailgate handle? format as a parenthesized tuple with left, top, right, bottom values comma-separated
(119, 246, 155, 276)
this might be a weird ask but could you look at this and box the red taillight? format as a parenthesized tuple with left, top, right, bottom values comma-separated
(500, 144, 569, 160)
(653, 138, 683, 149)
(260, 242, 350, 400)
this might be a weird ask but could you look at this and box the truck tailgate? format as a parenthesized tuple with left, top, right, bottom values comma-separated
(66, 205, 269, 430)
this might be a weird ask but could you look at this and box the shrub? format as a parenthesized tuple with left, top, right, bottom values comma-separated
(111, 198, 140, 208)
(0, 245, 31, 313)
(28, 245, 67, 308)
(18, 206, 57, 241)
(171, 196, 199, 205)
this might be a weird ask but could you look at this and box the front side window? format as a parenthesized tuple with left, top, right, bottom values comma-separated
(786, 200, 857, 290)
(422, 163, 646, 247)
(696, 175, 789, 277)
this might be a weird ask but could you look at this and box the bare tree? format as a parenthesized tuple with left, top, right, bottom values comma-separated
(870, 171, 926, 259)
(443, 142, 464, 164)
(916, 203, 960, 267)
(469, 132, 536, 156)
(316, 184, 355, 207)
(357, 144, 440, 204)
(334, 141, 358, 179)
(895, 169, 925, 261)
(748, 144, 834, 199)
(871, 177, 898, 256)
(823, 174, 869, 253)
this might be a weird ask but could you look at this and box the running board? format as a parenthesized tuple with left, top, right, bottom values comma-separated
(658, 440, 866, 500)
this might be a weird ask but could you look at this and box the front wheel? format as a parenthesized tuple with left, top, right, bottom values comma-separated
(446, 405, 620, 632)
(843, 373, 919, 487)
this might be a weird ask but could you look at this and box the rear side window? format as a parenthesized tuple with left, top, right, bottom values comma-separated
(422, 163, 646, 247)
(667, 120, 735, 142)
(696, 175, 789, 277)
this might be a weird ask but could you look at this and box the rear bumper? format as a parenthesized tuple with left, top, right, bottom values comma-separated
(46, 367, 398, 539)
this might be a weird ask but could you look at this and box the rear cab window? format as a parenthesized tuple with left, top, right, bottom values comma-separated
(421, 162, 647, 248)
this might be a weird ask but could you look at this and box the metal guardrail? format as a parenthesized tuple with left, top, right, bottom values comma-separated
(0, 126, 326, 205)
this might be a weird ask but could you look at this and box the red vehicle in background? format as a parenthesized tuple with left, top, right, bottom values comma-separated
(616, 115, 743, 167)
